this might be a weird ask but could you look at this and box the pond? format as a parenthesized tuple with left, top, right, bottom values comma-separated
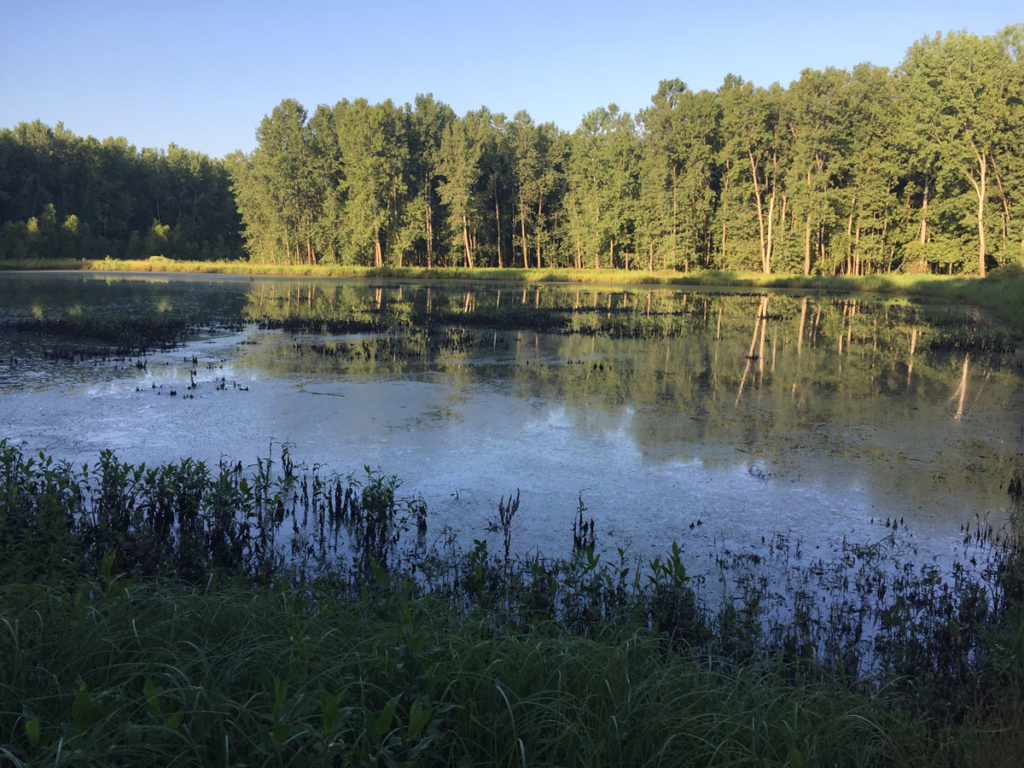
(1, 271, 1021, 573)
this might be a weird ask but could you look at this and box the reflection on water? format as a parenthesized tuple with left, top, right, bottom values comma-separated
(1, 271, 1021, 565)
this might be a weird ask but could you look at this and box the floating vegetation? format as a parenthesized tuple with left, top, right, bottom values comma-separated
(927, 319, 1018, 354)
(0, 311, 246, 361)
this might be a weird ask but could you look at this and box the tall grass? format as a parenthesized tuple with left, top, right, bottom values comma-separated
(0, 580, 898, 767)
(2, 441, 1024, 765)
(2, 576, 1023, 765)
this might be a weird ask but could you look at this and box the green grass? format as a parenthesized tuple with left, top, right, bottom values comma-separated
(2, 578, 1023, 767)
(3, 441, 1024, 765)
(0, 581, 942, 767)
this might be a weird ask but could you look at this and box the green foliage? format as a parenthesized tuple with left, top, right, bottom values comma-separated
(0, 122, 242, 262)
(221, 24, 1024, 280)
(2, 430, 1024, 764)
(1, 525, 1023, 765)
(5, 23, 1023, 277)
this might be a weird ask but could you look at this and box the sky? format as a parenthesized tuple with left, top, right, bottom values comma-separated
(1, 1, 1020, 159)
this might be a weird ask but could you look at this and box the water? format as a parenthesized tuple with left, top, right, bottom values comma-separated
(1, 271, 1021, 571)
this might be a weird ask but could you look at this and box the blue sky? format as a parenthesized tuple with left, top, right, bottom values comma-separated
(1, 1, 1019, 159)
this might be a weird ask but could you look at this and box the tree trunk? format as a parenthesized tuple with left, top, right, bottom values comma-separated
(520, 196, 529, 268)
(671, 166, 679, 263)
(803, 168, 813, 276)
(719, 162, 731, 265)
(992, 159, 1011, 253)
(749, 151, 768, 273)
(846, 196, 856, 275)
(803, 214, 812, 276)
(535, 197, 543, 269)
(425, 179, 433, 269)
(373, 226, 383, 268)
(818, 223, 826, 273)
(462, 215, 474, 268)
(494, 189, 503, 268)
(968, 141, 988, 277)
(919, 176, 929, 248)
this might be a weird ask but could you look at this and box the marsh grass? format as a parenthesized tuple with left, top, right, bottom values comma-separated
(3, 440, 1024, 765)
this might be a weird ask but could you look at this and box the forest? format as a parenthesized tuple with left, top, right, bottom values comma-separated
(0, 126, 242, 263)
(1, 26, 1022, 277)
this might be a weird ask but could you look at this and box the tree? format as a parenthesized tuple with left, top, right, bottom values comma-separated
(898, 30, 1021, 276)
(567, 105, 640, 269)
(335, 99, 410, 267)
(437, 110, 489, 268)
(405, 94, 455, 268)
(509, 112, 563, 268)
(785, 68, 851, 275)
(841, 64, 902, 274)
(716, 75, 778, 272)
(1, 120, 240, 261)
(638, 80, 720, 271)
(236, 99, 315, 264)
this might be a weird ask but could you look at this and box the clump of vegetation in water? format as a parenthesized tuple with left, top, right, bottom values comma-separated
(0, 307, 245, 361)
(2, 439, 1024, 766)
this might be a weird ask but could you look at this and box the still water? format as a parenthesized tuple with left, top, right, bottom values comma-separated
(1, 272, 1021, 568)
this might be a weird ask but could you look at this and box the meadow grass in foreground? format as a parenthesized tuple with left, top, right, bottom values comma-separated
(0, 580, 900, 767)
(2, 440, 1024, 765)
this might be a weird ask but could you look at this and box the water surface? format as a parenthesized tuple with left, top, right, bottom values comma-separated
(1, 271, 1021, 569)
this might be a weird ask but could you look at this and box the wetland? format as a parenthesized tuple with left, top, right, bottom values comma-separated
(2, 271, 1021, 571)
(5, 270, 1024, 766)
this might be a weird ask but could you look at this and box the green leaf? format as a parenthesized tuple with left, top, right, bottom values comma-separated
(406, 699, 433, 741)
(374, 696, 399, 738)
(23, 719, 41, 748)
(71, 683, 96, 730)
(272, 675, 287, 715)
(320, 693, 341, 734)
(100, 550, 116, 584)
(272, 722, 290, 744)
(143, 677, 160, 713)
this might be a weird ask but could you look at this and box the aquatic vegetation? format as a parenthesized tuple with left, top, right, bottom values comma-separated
(3, 440, 1024, 765)
(2, 439, 1019, 675)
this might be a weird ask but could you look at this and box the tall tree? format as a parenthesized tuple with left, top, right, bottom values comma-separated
(841, 64, 902, 274)
(437, 110, 492, 268)
(567, 105, 639, 269)
(405, 94, 455, 268)
(785, 68, 851, 275)
(335, 99, 410, 267)
(509, 112, 562, 268)
(241, 99, 315, 264)
(899, 31, 1020, 276)
(716, 76, 775, 272)
(638, 80, 720, 271)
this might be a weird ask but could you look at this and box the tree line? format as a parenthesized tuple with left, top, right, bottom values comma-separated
(2, 27, 1022, 276)
(0, 121, 242, 261)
